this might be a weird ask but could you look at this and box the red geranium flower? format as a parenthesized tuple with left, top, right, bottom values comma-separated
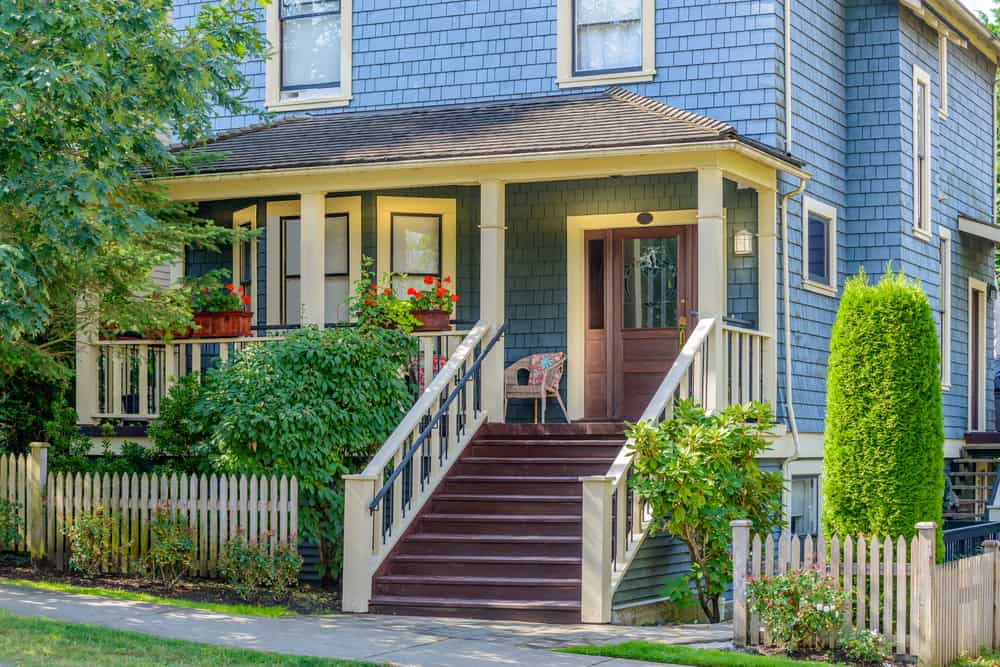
(436, 287, 446, 297)
(241, 295, 251, 305)
(423, 275, 434, 285)
(407, 287, 418, 296)
(384, 288, 392, 295)
(364, 299, 375, 306)
(450, 294, 459, 302)
(443, 276, 452, 284)
(201, 288, 209, 294)
(225, 283, 234, 290)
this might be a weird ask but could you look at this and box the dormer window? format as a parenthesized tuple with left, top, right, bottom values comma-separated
(265, 0, 352, 111)
(556, 0, 654, 88)
(574, 0, 642, 75)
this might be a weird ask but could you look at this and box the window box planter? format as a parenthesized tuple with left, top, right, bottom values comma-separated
(411, 310, 451, 332)
(193, 311, 252, 338)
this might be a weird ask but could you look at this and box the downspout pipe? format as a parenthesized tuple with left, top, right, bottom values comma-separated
(779, 176, 808, 523)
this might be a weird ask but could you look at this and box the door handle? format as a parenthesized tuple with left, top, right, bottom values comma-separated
(678, 316, 687, 347)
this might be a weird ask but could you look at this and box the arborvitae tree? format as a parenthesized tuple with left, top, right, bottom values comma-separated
(822, 270, 944, 553)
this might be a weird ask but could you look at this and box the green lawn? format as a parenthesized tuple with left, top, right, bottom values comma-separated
(0, 609, 376, 667)
(560, 641, 839, 666)
(952, 651, 1000, 666)
(0, 577, 294, 617)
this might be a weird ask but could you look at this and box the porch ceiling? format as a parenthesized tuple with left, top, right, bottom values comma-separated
(170, 88, 804, 178)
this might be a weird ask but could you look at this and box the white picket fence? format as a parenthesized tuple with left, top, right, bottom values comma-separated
(732, 521, 1000, 666)
(0, 452, 30, 552)
(46, 470, 298, 576)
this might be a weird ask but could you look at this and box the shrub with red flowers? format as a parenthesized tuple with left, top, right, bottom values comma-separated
(350, 256, 420, 331)
(188, 270, 250, 313)
(407, 275, 458, 313)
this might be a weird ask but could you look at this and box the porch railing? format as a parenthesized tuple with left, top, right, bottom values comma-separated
(85, 328, 471, 422)
(342, 320, 505, 613)
(581, 318, 774, 622)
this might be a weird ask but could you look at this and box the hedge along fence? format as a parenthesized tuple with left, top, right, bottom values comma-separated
(732, 521, 1000, 667)
(5, 443, 298, 578)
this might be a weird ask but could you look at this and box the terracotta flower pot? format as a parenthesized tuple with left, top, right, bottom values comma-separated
(412, 309, 451, 332)
(193, 311, 252, 338)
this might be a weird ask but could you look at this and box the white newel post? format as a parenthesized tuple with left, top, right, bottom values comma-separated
(479, 180, 506, 422)
(697, 168, 727, 412)
(75, 294, 99, 424)
(581, 475, 613, 623)
(342, 474, 378, 613)
(916, 522, 937, 665)
(731, 520, 751, 646)
(28, 442, 48, 560)
(299, 191, 327, 327)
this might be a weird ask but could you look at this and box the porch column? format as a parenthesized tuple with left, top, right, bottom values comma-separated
(75, 294, 99, 425)
(697, 167, 727, 412)
(300, 192, 326, 327)
(479, 180, 506, 422)
(757, 187, 778, 408)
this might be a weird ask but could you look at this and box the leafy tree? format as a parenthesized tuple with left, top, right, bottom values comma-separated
(822, 271, 944, 553)
(0, 0, 265, 381)
(166, 325, 418, 577)
(629, 400, 784, 623)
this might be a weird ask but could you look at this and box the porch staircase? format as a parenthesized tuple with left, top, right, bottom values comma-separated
(368, 421, 626, 623)
(944, 433, 1000, 522)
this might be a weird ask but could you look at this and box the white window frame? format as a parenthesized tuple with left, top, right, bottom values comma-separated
(265, 0, 353, 112)
(939, 229, 952, 389)
(912, 64, 933, 240)
(376, 196, 457, 298)
(789, 475, 820, 538)
(265, 197, 362, 326)
(555, 0, 655, 89)
(968, 277, 988, 431)
(801, 196, 837, 296)
(938, 34, 949, 119)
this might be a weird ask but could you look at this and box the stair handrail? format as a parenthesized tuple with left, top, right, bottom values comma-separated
(369, 321, 508, 511)
(361, 320, 493, 478)
(605, 317, 717, 484)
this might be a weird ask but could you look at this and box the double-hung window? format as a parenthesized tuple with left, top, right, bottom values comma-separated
(281, 214, 351, 325)
(801, 196, 837, 295)
(557, 0, 654, 87)
(790, 476, 820, 537)
(267, 0, 352, 111)
(391, 214, 442, 295)
(913, 65, 932, 239)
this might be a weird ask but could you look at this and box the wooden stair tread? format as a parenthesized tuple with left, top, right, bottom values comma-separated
(377, 575, 580, 585)
(406, 533, 581, 543)
(436, 494, 583, 502)
(370, 595, 581, 610)
(448, 474, 582, 481)
(460, 457, 615, 463)
(392, 554, 580, 564)
(423, 513, 580, 522)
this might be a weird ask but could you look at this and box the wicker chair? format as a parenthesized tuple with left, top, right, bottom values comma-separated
(504, 352, 569, 424)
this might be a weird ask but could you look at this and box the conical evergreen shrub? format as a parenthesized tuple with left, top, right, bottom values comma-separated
(822, 270, 944, 552)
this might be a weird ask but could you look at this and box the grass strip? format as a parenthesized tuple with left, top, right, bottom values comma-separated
(560, 640, 844, 666)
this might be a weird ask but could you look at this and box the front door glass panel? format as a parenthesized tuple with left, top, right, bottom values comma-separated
(621, 236, 678, 329)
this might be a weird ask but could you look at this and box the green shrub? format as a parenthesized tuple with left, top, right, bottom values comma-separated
(747, 569, 848, 652)
(837, 629, 893, 666)
(146, 374, 214, 474)
(823, 270, 944, 553)
(0, 499, 22, 549)
(65, 506, 115, 576)
(629, 400, 785, 622)
(140, 502, 194, 589)
(219, 532, 302, 600)
(189, 325, 416, 578)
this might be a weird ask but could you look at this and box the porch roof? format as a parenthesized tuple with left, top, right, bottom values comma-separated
(173, 88, 804, 177)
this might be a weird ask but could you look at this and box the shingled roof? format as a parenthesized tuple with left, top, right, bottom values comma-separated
(175, 88, 801, 176)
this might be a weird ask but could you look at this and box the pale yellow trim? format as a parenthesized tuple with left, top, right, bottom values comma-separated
(565, 209, 697, 420)
(912, 64, 933, 239)
(376, 196, 457, 294)
(556, 0, 655, 87)
(939, 33, 949, 119)
(166, 143, 800, 202)
(232, 204, 258, 325)
(265, 0, 353, 111)
(801, 195, 838, 294)
(968, 276, 988, 430)
(905, 0, 999, 64)
(327, 196, 363, 301)
(940, 228, 952, 390)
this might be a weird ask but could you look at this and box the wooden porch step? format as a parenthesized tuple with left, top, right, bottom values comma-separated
(374, 574, 581, 601)
(431, 493, 583, 515)
(387, 554, 581, 578)
(466, 440, 624, 458)
(419, 513, 582, 536)
(443, 475, 582, 495)
(397, 533, 581, 558)
(368, 595, 582, 623)
(454, 456, 614, 476)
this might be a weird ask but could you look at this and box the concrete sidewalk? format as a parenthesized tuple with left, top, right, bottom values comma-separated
(0, 583, 730, 666)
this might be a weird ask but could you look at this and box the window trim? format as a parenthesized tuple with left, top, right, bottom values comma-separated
(376, 196, 457, 300)
(389, 212, 444, 281)
(232, 205, 257, 324)
(801, 196, 837, 296)
(939, 34, 949, 120)
(264, 196, 362, 327)
(556, 0, 655, 88)
(265, 0, 353, 112)
(968, 277, 988, 431)
(940, 228, 952, 390)
(912, 64, 933, 241)
(279, 215, 303, 325)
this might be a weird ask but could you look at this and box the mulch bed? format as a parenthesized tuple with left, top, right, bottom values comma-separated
(0, 554, 341, 615)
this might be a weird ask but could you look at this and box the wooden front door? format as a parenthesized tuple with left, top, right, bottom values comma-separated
(970, 285, 985, 431)
(584, 226, 697, 420)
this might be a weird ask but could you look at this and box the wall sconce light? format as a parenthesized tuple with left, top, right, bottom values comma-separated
(734, 229, 754, 256)
(636, 212, 654, 225)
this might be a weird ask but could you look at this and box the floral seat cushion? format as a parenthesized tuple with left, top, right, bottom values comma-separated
(528, 352, 565, 389)
(413, 355, 448, 388)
